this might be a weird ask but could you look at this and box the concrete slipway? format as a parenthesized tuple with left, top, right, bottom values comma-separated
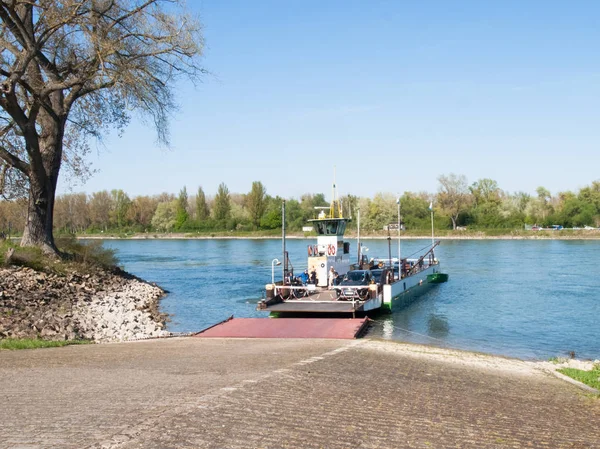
(0, 337, 599, 448)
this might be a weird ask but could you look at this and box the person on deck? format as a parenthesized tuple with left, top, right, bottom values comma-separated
(328, 266, 336, 288)
(300, 269, 309, 285)
(286, 271, 294, 285)
(310, 268, 317, 285)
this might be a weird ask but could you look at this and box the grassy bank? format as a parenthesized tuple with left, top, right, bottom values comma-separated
(0, 338, 91, 350)
(558, 366, 600, 391)
(1, 237, 118, 272)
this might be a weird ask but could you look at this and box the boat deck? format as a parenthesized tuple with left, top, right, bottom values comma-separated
(258, 288, 367, 314)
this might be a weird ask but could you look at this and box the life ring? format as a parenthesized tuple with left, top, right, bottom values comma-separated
(308, 245, 313, 257)
(327, 244, 336, 256)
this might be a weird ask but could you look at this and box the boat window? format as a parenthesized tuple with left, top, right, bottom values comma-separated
(338, 221, 346, 235)
(315, 222, 325, 234)
(327, 221, 338, 235)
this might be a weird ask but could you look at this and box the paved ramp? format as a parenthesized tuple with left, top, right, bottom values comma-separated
(193, 317, 369, 339)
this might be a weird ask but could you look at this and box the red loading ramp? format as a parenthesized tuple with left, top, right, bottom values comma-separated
(193, 317, 369, 339)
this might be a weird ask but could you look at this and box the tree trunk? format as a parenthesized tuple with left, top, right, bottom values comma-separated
(20, 119, 64, 257)
(451, 216, 458, 230)
(20, 173, 59, 255)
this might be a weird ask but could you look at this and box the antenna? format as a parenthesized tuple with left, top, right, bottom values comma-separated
(329, 165, 343, 218)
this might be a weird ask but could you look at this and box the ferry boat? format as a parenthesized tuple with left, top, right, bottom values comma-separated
(257, 187, 448, 316)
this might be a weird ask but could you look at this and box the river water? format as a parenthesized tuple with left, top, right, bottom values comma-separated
(100, 238, 599, 361)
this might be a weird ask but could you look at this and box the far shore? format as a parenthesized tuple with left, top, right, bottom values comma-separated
(73, 232, 600, 241)
(5, 230, 600, 242)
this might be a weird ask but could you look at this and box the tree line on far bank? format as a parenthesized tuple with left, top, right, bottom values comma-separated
(1, 176, 599, 236)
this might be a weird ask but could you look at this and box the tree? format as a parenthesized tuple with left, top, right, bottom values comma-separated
(470, 179, 501, 207)
(363, 193, 396, 232)
(54, 193, 88, 233)
(299, 193, 328, 222)
(88, 190, 112, 231)
(110, 189, 130, 229)
(246, 181, 267, 229)
(469, 178, 502, 227)
(499, 192, 529, 226)
(195, 186, 210, 221)
(0, 0, 204, 254)
(126, 195, 158, 231)
(578, 181, 600, 213)
(284, 198, 304, 230)
(260, 197, 283, 229)
(175, 186, 189, 230)
(341, 194, 359, 228)
(437, 174, 471, 230)
(213, 182, 231, 221)
(151, 201, 178, 232)
(398, 192, 430, 230)
(0, 197, 26, 234)
(533, 186, 554, 224)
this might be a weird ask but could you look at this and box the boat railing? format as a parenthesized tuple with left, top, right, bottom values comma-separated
(274, 284, 317, 299)
(401, 241, 440, 277)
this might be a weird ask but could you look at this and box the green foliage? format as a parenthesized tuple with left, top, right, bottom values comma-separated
(196, 186, 210, 221)
(1, 235, 117, 272)
(246, 181, 267, 229)
(175, 186, 190, 230)
(284, 199, 304, 230)
(0, 240, 46, 271)
(0, 339, 91, 350)
(213, 182, 231, 221)
(558, 366, 600, 391)
(56, 236, 118, 269)
(260, 200, 283, 229)
(110, 189, 131, 229)
(363, 193, 397, 231)
(5, 175, 600, 236)
(151, 201, 178, 231)
(399, 193, 430, 230)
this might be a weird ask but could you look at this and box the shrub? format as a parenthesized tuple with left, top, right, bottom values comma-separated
(56, 236, 118, 269)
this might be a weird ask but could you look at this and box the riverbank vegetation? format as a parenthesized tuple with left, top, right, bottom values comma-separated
(0, 338, 90, 351)
(2, 177, 600, 239)
(558, 365, 600, 391)
(1, 237, 117, 273)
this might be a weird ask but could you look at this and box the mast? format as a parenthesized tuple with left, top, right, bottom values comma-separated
(282, 200, 286, 281)
(330, 166, 342, 219)
(430, 200, 435, 249)
(357, 207, 361, 265)
(387, 229, 392, 268)
(397, 195, 401, 265)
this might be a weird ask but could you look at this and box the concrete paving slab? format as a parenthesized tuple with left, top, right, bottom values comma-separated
(1, 338, 599, 449)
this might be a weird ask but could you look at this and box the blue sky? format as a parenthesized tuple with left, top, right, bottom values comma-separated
(58, 0, 600, 200)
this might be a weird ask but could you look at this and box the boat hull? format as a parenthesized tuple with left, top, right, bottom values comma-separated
(381, 264, 446, 313)
(427, 272, 449, 283)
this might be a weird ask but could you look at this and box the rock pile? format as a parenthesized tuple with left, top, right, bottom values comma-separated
(0, 266, 169, 342)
